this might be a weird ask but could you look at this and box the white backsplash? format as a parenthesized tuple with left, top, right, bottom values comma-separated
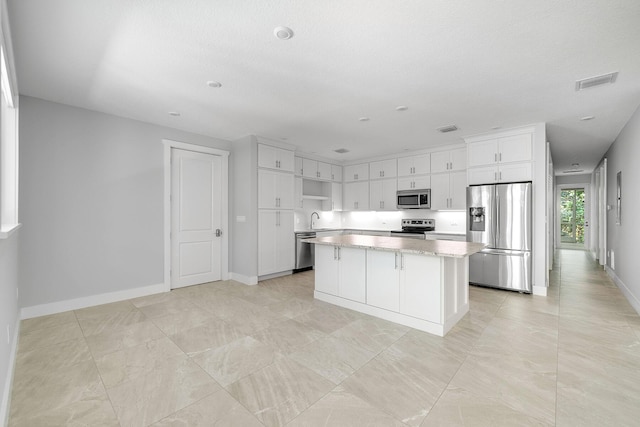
(295, 200, 466, 233)
(341, 210, 466, 232)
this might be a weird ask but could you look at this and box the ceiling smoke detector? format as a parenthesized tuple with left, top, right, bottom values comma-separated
(575, 72, 618, 91)
(437, 124, 458, 133)
(274, 26, 294, 40)
(334, 148, 350, 154)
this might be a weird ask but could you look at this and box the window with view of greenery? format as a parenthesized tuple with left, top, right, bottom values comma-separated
(561, 188, 585, 243)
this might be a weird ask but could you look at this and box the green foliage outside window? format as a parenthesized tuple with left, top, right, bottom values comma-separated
(560, 189, 585, 243)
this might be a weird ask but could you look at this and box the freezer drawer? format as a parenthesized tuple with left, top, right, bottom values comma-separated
(469, 250, 531, 293)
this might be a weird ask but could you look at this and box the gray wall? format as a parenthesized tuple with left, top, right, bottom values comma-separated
(0, 233, 19, 424)
(602, 103, 640, 311)
(19, 96, 231, 308)
(230, 135, 258, 280)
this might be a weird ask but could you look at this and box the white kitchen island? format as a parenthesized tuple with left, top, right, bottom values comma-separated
(306, 234, 485, 336)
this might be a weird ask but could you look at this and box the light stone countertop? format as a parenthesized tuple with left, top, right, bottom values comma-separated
(306, 234, 486, 258)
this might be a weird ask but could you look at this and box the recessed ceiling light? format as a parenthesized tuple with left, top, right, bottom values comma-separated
(207, 81, 222, 88)
(571, 163, 580, 167)
(359, 117, 370, 122)
(334, 148, 350, 154)
(168, 111, 180, 117)
(274, 26, 294, 40)
(396, 106, 408, 111)
(580, 115, 595, 121)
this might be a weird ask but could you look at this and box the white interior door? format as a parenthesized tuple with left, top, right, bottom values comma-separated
(171, 148, 222, 288)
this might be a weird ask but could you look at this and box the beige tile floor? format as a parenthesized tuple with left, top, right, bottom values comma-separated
(8, 249, 640, 426)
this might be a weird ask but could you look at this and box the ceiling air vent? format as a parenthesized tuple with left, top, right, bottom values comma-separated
(562, 169, 585, 174)
(437, 124, 458, 133)
(575, 72, 618, 91)
(334, 148, 349, 154)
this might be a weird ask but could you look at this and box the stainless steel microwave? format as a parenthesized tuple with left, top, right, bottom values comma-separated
(397, 189, 431, 209)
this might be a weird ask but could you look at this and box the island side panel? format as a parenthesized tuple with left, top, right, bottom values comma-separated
(442, 256, 470, 335)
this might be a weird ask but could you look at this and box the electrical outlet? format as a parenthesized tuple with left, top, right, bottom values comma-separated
(451, 223, 458, 226)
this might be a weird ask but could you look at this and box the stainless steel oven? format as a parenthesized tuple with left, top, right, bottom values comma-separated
(397, 189, 431, 209)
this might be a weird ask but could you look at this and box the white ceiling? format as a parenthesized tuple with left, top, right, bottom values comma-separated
(7, 0, 640, 173)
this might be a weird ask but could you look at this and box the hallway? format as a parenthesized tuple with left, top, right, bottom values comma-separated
(7, 249, 640, 426)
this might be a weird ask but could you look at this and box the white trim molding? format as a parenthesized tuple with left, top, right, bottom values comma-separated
(162, 139, 230, 292)
(532, 285, 548, 296)
(0, 222, 20, 239)
(229, 272, 258, 286)
(20, 283, 166, 320)
(606, 266, 640, 315)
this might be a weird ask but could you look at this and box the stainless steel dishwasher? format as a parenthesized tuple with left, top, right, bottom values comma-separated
(294, 231, 316, 271)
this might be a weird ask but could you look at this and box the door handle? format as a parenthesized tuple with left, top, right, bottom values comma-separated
(215, 229, 222, 237)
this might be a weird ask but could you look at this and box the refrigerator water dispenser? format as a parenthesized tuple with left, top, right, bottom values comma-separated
(469, 207, 485, 231)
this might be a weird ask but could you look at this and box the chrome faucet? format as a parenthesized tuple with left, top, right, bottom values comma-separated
(310, 212, 320, 229)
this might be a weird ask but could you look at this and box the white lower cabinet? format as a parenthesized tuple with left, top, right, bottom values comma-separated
(366, 251, 441, 323)
(366, 251, 400, 311)
(315, 245, 366, 303)
(258, 210, 294, 276)
(399, 253, 441, 323)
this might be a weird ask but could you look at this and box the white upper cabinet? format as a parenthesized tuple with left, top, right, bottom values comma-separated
(431, 171, 466, 210)
(467, 133, 532, 167)
(369, 159, 397, 179)
(294, 156, 303, 176)
(302, 158, 332, 180)
(331, 164, 343, 182)
(397, 175, 431, 191)
(258, 144, 294, 172)
(344, 181, 369, 210)
(344, 163, 369, 182)
(397, 154, 430, 176)
(258, 169, 294, 209)
(370, 179, 397, 211)
(431, 148, 466, 174)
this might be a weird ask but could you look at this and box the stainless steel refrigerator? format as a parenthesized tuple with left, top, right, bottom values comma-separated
(467, 182, 532, 293)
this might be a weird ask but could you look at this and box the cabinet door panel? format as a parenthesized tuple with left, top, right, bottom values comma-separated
(498, 134, 532, 163)
(366, 251, 400, 311)
(278, 149, 295, 172)
(338, 247, 366, 303)
(276, 211, 294, 271)
(400, 254, 441, 323)
(276, 173, 294, 209)
(413, 175, 431, 190)
(450, 148, 467, 171)
(467, 166, 499, 186)
(450, 171, 467, 210)
(413, 154, 430, 175)
(315, 245, 339, 295)
(499, 162, 532, 182)
(382, 179, 397, 210)
(302, 158, 317, 179)
(258, 144, 278, 169)
(317, 162, 332, 180)
(467, 139, 498, 167)
(331, 164, 343, 182)
(397, 156, 414, 177)
(258, 169, 278, 208)
(397, 176, 414, 191)
(258, 211, 277, 274)
(430, 173, 450, 210)
(430, 151, 450, 174)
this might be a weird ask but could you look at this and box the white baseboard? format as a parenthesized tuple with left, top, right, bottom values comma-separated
(1, 321, 20, 427)
(229, 272, 258, 286)
(606, 266, 640, 316)
(533, 285, 548, 296)
(20, 283, 166, 320)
